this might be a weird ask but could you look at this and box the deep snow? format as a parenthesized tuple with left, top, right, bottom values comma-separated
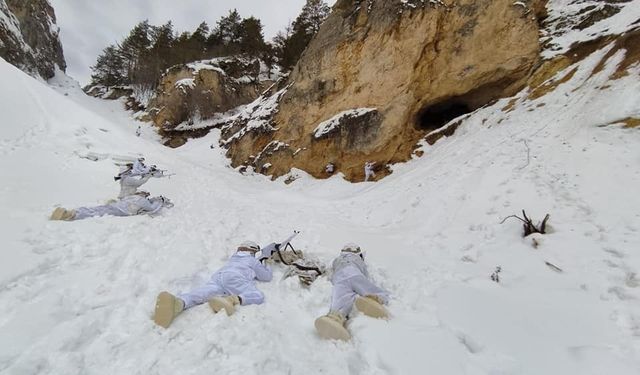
(1, 13, 640, 375)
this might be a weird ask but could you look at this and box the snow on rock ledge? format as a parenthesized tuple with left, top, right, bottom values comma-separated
(146, 56, 281, 134)
(220, 83, 291, 146)
(313, 108, 378, 139)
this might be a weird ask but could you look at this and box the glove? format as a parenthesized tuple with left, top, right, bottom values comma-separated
(161, 196, 174, 208)
(260, 242, 279, 258)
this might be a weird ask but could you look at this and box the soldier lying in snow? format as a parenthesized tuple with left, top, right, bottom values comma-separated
(115, 158, 166, 199)
(50, 191, 173, 221)
(315, 243, 390, 341)
(153, 240, 279, 328)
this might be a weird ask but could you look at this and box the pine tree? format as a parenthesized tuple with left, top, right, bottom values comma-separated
(278, 0, 330, 70)
(188, 21, 209, 60)
(214, 9, 243, 48)
(118, 20, 152, 82)
(172, 32, 193, 65)
(143, 21, 175, 84)
(88, 13, 278, 90)
(299, 0, 331, 34)
(89, 45, 126, 87)
(272, 22, 293, 59)
(191, 22, 209, 46)
(239, 17, 267, 56)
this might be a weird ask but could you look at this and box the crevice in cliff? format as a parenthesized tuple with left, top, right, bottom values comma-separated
(415, 99, 471, 131)
(415, 72, 522, 132)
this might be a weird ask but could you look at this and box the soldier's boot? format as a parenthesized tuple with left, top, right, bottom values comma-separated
(208, 295, 240, 316)
(153, 291, 185, 328)
(50, 207, 75, 221)
(355, 295, 388, 319)
(315, 311, 350, 341)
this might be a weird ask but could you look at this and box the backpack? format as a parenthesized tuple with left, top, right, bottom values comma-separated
(269, 243, 326, 286)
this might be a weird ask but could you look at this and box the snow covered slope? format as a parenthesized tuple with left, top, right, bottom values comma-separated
(1, 14, 640, 375)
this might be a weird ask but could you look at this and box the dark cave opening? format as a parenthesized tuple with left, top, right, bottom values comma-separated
(415, 99, 472, 131)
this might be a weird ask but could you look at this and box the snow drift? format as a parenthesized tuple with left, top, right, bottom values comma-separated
(1, 7, 640, 374)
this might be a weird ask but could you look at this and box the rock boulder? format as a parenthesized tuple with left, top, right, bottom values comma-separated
(222, 0, 546, 181)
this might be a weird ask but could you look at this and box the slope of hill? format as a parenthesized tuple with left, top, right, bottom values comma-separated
(1, 35, 639, 374)
(0, 0, 639, 373)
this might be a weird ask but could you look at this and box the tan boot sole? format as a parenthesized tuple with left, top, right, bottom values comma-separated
(50, 207, 65, 220)
(61, 209, 75, 221)
(208, 297, 236, 316)
(315, 315, 351, 341)
(153, 291, 179, 328)
(355, 296, 388, 319)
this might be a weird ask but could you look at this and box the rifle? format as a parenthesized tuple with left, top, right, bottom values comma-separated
(152, 169, 175, 178)
(278, 230, 300, 251)
(260, 230, 300, 262)
(114, 170, 173, 181)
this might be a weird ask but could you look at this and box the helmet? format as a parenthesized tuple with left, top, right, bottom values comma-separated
(237, 241, 260, 253)
(341, 243, 362, 254)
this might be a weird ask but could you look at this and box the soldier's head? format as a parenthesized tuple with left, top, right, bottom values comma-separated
(237, 241, 260, 254)
(342, 243, 365, 260)
(341, 243, 363, 256)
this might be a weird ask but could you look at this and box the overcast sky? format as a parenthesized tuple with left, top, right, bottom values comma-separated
(49, 0, 337, 85)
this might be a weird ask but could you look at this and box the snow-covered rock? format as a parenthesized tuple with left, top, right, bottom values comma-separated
(0, 0, 66, 79)
(223, 0, 546, 181)
(146, 56, 282, 137)
(312, 108, 378, 139)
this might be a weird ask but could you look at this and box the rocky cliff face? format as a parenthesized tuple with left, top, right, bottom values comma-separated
(0, 0, 65, 79)
(144, 56, 279, 146)
(141, 56, 281, 147)
(222, 0, 546, 181)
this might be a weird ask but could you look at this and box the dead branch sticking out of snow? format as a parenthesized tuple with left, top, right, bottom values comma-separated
(490, 266, 502, 283)
(500, 210, 550, 237)
(545, 261, 563, 273)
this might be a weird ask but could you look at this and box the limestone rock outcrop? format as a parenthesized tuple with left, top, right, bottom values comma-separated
(0, 0, 66, 79)
(222, 0, 546, 181)
(146, 57, 279, 134)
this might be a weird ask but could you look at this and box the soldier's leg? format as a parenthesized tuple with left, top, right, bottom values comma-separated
(350, 275, 389, 304)
(221, 273, 264, 305)
(349, 275, 390, 318)
(329, 279, 358, 318)
(74, 204, 125, 220)
(177, 279, 225, 309)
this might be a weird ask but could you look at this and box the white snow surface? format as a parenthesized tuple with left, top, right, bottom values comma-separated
(542, 0, 640, 58)
(1, 31, 640, 375)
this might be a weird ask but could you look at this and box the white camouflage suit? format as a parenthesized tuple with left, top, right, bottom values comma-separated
(118, 174, 153, 199)
(330, 253, 389, 317)
(178, 251, 273, 309)
(118, 159, 155, 199)
(74, 194, 165, 220)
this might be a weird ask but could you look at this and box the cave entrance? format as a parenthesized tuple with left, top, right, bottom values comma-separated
(415, 98, 472, 131)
